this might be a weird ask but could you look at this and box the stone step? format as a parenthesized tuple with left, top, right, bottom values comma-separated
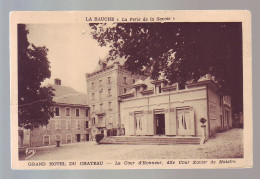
(100, 136, 201, 145)
(105, 140, 200, 143)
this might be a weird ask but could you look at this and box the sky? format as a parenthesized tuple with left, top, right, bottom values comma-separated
(27, 24, 110, 93)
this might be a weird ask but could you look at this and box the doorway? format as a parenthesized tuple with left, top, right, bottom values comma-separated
(76, 134, 81, 142)
(155, 114, 165, 135)
(86, 134, 89, 141)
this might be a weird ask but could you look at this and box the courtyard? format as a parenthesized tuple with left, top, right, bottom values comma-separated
(25, 128, 243, 160)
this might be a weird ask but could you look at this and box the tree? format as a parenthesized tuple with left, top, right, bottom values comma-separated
(89, 22, 243, 113)
(18, 24, 55, 129)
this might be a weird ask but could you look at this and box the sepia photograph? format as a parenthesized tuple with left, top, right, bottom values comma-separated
(10, 11, 252, 169)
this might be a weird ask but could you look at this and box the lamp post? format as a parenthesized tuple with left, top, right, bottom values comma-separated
(200, 118, 207, 144)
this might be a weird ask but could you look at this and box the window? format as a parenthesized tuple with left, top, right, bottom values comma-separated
(85, 121, 89, 128)
(85, 109, 89, 117)
(55, 107, 60, 116)
(99, 91, 102, 100)
(107, 89, 111, 96)
(92, 105, 95, 112)
(46, 123, 50, 130)
(158, 85, 162, 93)
(43, 135, 50, 145)
(55, 120, 61, 130)
(55, 134, 61, 142)
(220, 97, 223, 106)
(92, 82, 94, 88)
(108, 89, 111, 96)
(124, 88, 127, 93)
(92, 93, 95, 100)
(76, 120, 80, 129)
(66, 135, 72, 143)
(109, 116, 112, 123)
(66, 108, 71, 116)
(76, 108, 80, 117)
(108, 102, 112, 110)
(93, 118, 96, 125)
(66, 120, 71, 130)
(108, 77, 111, 83)
(124, 77, 127, 83)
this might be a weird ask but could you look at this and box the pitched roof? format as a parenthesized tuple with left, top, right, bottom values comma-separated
(93, 55, 126, 72)
(48, 84, 88, 106)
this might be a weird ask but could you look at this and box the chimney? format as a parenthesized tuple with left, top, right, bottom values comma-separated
(54, 78, 61, 85)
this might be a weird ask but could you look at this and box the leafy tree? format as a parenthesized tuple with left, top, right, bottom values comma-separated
(89, 22, 243, 113)
(18, 24, 55, 129)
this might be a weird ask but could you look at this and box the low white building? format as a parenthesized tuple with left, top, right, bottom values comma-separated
(119, 75, 232, 139)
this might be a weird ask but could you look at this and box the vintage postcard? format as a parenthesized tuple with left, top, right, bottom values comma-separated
(10, 10, 252, 169)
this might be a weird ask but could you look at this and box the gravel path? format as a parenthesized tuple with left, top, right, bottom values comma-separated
(27, 128, 243, 160)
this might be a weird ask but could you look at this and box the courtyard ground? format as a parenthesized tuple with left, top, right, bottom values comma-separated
(26, 128, 243, 160)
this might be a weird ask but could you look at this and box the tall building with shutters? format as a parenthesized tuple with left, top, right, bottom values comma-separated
(86, 59, 145, 138)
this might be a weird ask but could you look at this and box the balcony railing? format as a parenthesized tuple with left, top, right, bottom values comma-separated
(95, 110, 106, 116)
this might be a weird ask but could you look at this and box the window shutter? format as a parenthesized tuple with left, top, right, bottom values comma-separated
(77, 120, 80, 129)
(66, 120, 71, 130)
(189, 107, 195, 135)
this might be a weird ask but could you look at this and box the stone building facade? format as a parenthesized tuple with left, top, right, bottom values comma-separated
(19, 79, 91, 147)
(86, 60, 145, 137)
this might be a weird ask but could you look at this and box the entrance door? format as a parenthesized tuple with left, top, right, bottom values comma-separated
(43, 135, 50, 145)
(86, 134, 89, 141)
(155, 114, 165, 135)
(76, 134, 81, 142)
(177, 107, 195, 136)
(134, 113, 143, 135)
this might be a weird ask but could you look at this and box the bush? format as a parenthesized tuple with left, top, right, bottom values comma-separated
(95, 134, 104, 144)
(200, 118, 207, 124)
(107, 128, 117, 136)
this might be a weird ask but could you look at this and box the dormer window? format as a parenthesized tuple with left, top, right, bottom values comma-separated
(99, 61, 107, 70)
(155, 84, 162, 94)
(102, 63, 106, 69)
